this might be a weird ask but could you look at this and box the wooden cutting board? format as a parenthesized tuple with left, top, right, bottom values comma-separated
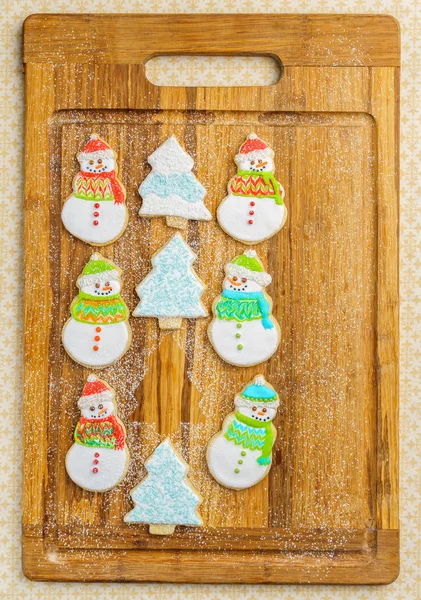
(22, 14, 399, 584)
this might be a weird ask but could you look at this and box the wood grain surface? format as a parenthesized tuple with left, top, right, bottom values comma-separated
(22, 14, 399, 584)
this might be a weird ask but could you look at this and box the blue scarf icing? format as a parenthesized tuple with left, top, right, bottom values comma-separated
(220, 289, 274, 329)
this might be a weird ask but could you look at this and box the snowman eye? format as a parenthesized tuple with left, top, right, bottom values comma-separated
(95, 283, 100, 288)
(98, 404, 103, 409)
(89, 405, 95, 412)
(232, 277, 238, 281)
(252, 406, 257, 411)
(105, 281, 110, 286)
(262, 408, 267, 413)
(258, 159, 263, 164)
(250, 160, 255, 165)
(98, 159, 103, 164)
(241, 278, 247, 283)
(89, 160, 94, 165)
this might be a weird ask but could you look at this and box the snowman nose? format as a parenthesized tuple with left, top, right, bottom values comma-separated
(95, 164, 102, 169)
(227, 276, 241, 286)
(258, 161, 268, 167)
(258, 411, 265, 416)
(102, 285, 112, 291)
(98, 408, 107, 415)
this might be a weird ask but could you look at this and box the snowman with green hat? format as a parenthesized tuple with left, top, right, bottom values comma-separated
(207, 375, 280, 490)
(208, 249, 280, 366)
(62, 252, 131, 367)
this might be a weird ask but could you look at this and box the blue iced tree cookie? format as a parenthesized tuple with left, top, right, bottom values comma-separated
(124, 438, 203, 535)
(139, 135, 212, 229)
(133, 233, 208, 330)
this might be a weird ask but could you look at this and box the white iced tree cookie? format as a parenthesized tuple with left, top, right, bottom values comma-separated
(207, 375, 280, 490)
(138, 135, 211, 229)
(217, 133, 287, 244)
(66, 375, 130, 492)
(133, 233, 207, 330)
(62, 253, 131, 367)
(61, 134, 128, 245)
(124, 438, 202, 535)
(208, 250, 280, 366)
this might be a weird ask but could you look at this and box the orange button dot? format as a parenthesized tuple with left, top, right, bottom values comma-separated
(248, 220, 254, 224)
(96, 327, 101, 332)
(94, 336, 101, 341)
(93, 345, 99, 351)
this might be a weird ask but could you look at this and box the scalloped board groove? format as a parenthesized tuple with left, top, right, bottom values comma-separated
(23, 14, 399, 584)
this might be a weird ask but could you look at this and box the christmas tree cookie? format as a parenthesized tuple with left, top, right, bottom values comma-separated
(207, 375, 280, 490)
(208, 250, 280, 366)
(133, 233, 207, 330)
(62, 253, 131, 367)
(217, 133, 287, 244)
(61, 134, 128, 246)
(66, 375, 130, 492)
(124, 439, 203, 535)
(138, 135, 211, 229)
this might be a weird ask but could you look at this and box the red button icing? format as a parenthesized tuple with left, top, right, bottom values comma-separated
(94, 203, 100, 208)
(96, 327, 101, 332)
(250, 201, 255, 206)
(248, 220, 254, 224)
(93, 459, 99, 465)
(94, 211, 99, 217)
(93, 220, 99, 226)
(92, 468, 98, 474)
(249, 210, 254, 215)
(93, 345, 99, 351)
(94, 336, 100, 341)
(94, 452, 100, 457)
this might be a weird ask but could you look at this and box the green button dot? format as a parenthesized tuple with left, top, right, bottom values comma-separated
(236, 333, 241, 338)
(237, 324, 242, 329)
(234, 468, 240, 473)
(238, 460, 243, 465)
(241, 451, 246, 456)
(237, 344, 243, 350)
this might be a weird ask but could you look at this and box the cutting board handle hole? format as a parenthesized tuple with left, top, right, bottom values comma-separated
(145, 55, 282, 87)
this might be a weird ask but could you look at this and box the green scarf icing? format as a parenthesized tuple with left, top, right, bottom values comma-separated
(237, 170, 283, 205)
(225, 412, 274, 464)
(71, 292, 128, 324)
(215, 295, 262, 322)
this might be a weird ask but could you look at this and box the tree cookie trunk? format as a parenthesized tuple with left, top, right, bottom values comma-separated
(166, 215, 188, 229)
(158, 317, 182, 330)
(149, 524, 176, 536)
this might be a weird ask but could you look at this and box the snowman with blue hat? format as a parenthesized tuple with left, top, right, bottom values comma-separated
(207, 375, 280, 490)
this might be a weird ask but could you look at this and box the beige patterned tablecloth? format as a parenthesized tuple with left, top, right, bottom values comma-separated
(1, 4, 418, 599)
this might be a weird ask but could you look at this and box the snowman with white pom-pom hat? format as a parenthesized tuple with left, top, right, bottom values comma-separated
(61, 134, 128, 245)
(65, 375, 129, 492)
(207, 375, 280, 490)
(217, 133, 287, 244)
(208, 249, 280, 367)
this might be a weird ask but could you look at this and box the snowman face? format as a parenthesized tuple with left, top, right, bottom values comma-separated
(236, 155, 273, 173)
(81, 278, 121, 297)
(81, 399, 115, 419)
(79, 156, 115, 174)
(224, 276, 262, 293)
(238, 404, 276, 423)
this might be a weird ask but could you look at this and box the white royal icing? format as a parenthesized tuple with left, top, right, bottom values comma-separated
(207, 375, 279, 490)
(217, 133, 287, 244)
(207, 250, 280, 366)
(138, 136, 211, 224)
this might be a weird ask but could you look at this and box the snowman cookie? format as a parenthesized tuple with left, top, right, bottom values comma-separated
(217, 133, 287, 244)
(208, 250, 280, 366)
(139, 135, 211, 230)
(61, 134, 128, 246)
(207, 375, 280, 490)
(133, 233, 207, 330)
(124, 438, 202, 535)
(66, 375, 130, 492)
(62, 253, 131, 367)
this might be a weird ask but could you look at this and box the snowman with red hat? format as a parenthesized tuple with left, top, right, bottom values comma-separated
(61, 134, 128, 245)
(65, 375, 130, 492)
(217, 133, 287, 244)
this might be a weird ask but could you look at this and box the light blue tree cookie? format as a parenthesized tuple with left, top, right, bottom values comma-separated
(133, 233, 208, 330)
(124, 438, 203, 535)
